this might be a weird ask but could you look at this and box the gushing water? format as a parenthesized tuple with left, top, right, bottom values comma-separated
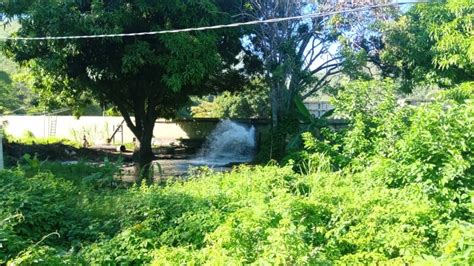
(192, 120, 256, 166)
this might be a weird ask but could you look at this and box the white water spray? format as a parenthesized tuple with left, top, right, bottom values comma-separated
(192, 120, 256, 166)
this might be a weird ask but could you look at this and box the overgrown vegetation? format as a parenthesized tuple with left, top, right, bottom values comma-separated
(1, 82, 472, 264)
(1, 0, 473, 264)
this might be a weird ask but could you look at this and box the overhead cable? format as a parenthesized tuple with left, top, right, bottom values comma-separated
(0, 1, 429, 41)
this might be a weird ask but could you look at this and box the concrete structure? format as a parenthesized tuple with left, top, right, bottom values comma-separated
(1, 115, 347, 150)
(0, 116, 268, 146)
(304, 101, 334, 118)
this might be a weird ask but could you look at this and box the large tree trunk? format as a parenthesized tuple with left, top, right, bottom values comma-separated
(269, 81, 294, 160)
(118, 103, 157, 185)
(132, 120, 156, 185)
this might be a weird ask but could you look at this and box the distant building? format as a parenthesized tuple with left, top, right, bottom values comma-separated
(304, 97, 434, 118)
(303, 100, 334, 118)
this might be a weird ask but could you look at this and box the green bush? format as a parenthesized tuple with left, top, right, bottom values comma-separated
(190, 79, 270, 119)
(1, 160, 472, 264)
(0, 214, 25, 264)
(439, 82, 474, 103)
(384, 102, 473, 207)
(7, 245, 84, 265)
(0, 170, 78, 263)
(0, 164, 126, 264)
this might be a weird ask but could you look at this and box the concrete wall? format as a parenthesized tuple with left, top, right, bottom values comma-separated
(1, 116, 346, 147)
(2, 116, 195, 145)
(0, 116, 267, 146)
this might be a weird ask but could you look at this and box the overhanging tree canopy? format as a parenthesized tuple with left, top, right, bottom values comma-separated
(380, 0, 473, 90)
(2, 0, 247, 183)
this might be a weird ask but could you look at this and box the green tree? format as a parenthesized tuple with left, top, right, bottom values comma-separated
(2, 0, 245, 183)
(0, 21, 27, 115)
(243, 0, 399, 159)
(0, 73, 19, 114)
(380, 0, 474, 90)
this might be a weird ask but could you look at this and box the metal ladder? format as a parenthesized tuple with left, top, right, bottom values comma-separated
(49, 116, 58, 137)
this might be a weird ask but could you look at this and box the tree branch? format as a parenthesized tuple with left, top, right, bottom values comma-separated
(302, 67, 342, 99)
(309, 56, 343, 75)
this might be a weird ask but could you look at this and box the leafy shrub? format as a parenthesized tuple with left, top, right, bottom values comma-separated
(17, 154, 43, 176)
(0, 163, 127, 263)
(7, 245, 83, 265)
(283, 130, 348, 173)
(0, 171, 77, 242)
(0, 214, 25, 264)
(284, 79, 400, 172)
(421, 220, 474, 265)
(0, 170, 78, 262)
(1, 160, 472, 264)
(439, 81, 474, 103)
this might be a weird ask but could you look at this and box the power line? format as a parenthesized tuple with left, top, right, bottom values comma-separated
(3, 107, 71, 116)
(4, 106, 26, 114)
(0, 1, 429, 41)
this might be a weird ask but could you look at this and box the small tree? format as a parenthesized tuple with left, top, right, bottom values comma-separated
(3, 0, 245, 183)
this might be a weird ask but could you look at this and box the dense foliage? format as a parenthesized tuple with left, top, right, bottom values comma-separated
(1, 83, 472, 264)
(190, 79, 270, 119)
(381, 0, 473, 90)
(0, 21, 35, 115)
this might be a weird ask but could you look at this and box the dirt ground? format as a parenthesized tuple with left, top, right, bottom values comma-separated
(4, 141, 133, 167)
